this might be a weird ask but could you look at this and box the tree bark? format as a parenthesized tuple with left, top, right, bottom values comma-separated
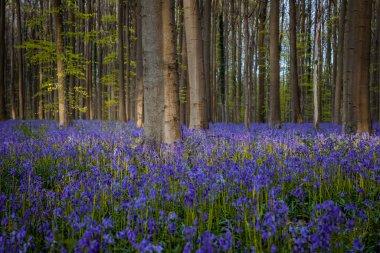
(118, 0, 126, 121)
(257, 0, 267, 123)
(0, 0, 5, 120)
(269, 0, 281, 128)
(243, 0, 250, 129)
(202, 0, 211, 123)
(333, 0, 346, 124)
(289, 0, 302, 123)
(15, 0, 24, 119)
(135, 0, 144, 128)
(162, 0, 181, 144)
(184, 0, 208, 129)
(355, 0, 372, 133)
(141, 0, 164, 142)
(313, 0, 322, 129)
(52, 0, 67, 128)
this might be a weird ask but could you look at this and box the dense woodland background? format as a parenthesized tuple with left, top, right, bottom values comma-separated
(0, 0, 377, 142)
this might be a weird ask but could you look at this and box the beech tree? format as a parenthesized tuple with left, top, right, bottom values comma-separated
(184, 0, 208, 130)
(0, 0, 5, 120)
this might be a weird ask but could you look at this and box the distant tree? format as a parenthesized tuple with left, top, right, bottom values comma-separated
(184, 0, 208, 129)
(269, 0, 281, 128)
(52, 0, 67, 128)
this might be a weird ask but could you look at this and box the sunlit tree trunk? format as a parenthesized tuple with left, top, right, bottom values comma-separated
(52, 0, 67, 128)
(135, 0, 144, 128)
(162, 0, 181, 144)
(269, 0, 281, 128)
(184, 0, 208, 129)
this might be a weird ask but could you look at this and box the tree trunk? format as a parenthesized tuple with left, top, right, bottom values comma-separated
(289, 0, 302, 123)
(86, 1, 94, 120)
(355, 0, 372, 133)
(135, 0, 144, 128)
(269, 0, 281, 128)
(313, 0, 322, 129)
(184, 0, 208, 129)
(202, 0, 211, 123)
(257, 0, 267, 123)
(16, 0, 24, 119)
(141, 0, 164, 142)
(118, 0, 126, 122)
(333, 0, 346, 124)
(52, 0, 67, 128)
(243, 0, 250, 129)
(0, 0, 5, 120)
(162, 0, 181, 144)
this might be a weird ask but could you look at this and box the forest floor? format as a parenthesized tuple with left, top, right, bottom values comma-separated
(0, 120, 379, 252)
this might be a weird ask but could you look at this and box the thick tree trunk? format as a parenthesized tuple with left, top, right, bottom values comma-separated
(135, 0, 144, 128)
(162, 0, 181, 144)
(289, 0, 302, 123)
(179, 32, 188, 126)
(342, 0, 355, 132)
(269, 0, 281, 128)
(141, 0, 164, 142)
(184, 0, 208, 129)
(313, 0, 322, 129)
(333, 0, 346, 124)
(118, 0, 126, 122)
(355, 0, 372, 133)
(257, 0, 267, 123)
(0, 0, 5, 120)
(52, 0, 67, 128)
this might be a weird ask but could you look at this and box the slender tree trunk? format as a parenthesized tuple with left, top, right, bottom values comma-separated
(16, 0, 24, 119)
(125, 1, 131, 121)
(184, 0, 208, 129)
(162, 0, 181, 144)
(313, 0, 322, 129)
(179, 31, 188, 126)
(135, 0, 144, 128)
(258, 0, 267, 122)
(9, 5, 16, 120)
(333, 0, 346, 124)
(289, 0, 302, 123)
(52, 0, 67, 128)
(236, 2, 242, 123)
(269, 0, 281, 128)
(118, 0, 126, 122)
(243, 0, 250, 129)
(85, 1, 94, 120)
(0, 0, 5, 120)
(96, 0, 103, 120)
(202, 0, 211, 123)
